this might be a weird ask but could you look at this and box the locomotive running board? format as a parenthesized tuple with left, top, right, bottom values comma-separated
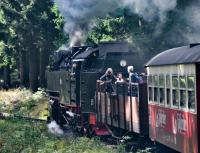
(92, 124, 111, 136)
(94, 128, 111, 136)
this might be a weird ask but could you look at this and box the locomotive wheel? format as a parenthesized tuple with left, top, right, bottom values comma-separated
(75, 126, 84, 136)
(86, 126, 95, 138)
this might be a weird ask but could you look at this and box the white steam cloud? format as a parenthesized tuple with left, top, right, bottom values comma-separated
(184, 3, 200, 43)
(121, 0, 177, 22)
(54, 0, 178, 46)
(54, 0, 119, 46)
(48, 121, 64, 136)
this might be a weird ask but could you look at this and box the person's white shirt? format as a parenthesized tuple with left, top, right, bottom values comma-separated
(116, 78, 124, 83)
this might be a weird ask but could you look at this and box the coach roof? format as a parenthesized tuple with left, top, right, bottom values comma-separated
(145, 43, 200, 67)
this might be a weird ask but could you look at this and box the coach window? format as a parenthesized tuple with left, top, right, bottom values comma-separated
(187, 76, 195, 111)
(172, 75, 179, 107)
(159, 74, 165, 105)
(153, 75, 159, 104)
(188, 76, 195, 89)
(166, 75, 171, 106)
(149, 87, 153, 102)
(148, 75, 153, 103)
(179, 76, 186, 108)
(148, 75, 153, 86)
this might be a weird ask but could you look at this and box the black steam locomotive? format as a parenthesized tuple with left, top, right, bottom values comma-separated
(46, 41, 146, 136)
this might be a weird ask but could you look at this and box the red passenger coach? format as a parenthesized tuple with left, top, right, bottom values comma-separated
(145, 44, 200, 153)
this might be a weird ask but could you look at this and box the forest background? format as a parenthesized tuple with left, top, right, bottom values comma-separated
(0, 0, 198, 91)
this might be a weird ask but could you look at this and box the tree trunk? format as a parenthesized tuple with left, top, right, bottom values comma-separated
(29, 47, 40, 92)
(39, 49, 50, 88)
(19, 50, 29, 87)
(3, 65, 11, 90)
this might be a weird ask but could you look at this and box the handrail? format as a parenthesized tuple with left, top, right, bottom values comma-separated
(96, 81, 139, 97)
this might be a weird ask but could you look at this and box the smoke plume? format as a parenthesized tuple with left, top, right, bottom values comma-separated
(54, 0, 178, 46)
(121, 0, 177, 22)
(184, 2, 200, 43)
(54, 0, 119, 46)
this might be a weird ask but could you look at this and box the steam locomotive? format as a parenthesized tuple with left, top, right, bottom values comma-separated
(46, 42, 200, 153)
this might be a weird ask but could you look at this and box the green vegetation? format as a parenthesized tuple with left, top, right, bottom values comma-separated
(88, 16, 130, 43)
(0, 119, 116, 153)
(0, 88, 49, 119)
(0, 89, 155, 153)
(0, 89, 118, 153)
(0, 0, 67, 91)
(0, 1, 193, 152)
(0, 0, 196, 91)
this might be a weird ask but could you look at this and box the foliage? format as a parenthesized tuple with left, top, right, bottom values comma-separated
(88, 16, 130, 44)
(0, 0, 68, 88)
(87, 10, 161, 60)
(0, 119, 116, 153)
(0, 88, 48, 119)
(0, 89, 123, 153)
(0, 0, 66, 52)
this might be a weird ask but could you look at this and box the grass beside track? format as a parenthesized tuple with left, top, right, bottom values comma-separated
(0, 119, 116, 153)
(0, 89, 153, 153)
(0, 88, 49, 119)
(0, 89, 118, 153)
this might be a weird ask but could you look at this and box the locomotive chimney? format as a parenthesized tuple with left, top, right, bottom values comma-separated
(70, 30, 84, 47)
